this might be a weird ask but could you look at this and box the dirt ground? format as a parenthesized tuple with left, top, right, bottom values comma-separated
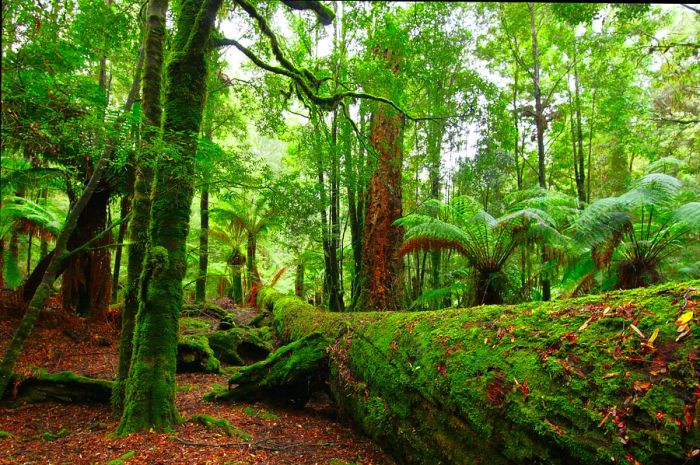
(0, 297, 394, 465)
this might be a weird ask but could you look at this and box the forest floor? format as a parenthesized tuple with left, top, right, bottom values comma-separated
(0, 294, 394, 465)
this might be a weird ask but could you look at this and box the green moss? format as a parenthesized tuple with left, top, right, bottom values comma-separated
(41, 428, 71, 441)
(206, 327, 273, 366)
(180, 317, 211, 332)
(242, 407, 279, 421)
(262, 280, 700, 465)
(107, 450, 135, 465)
(0, 431, 12, 438)
(177, 334, 220, 373)
(190, 414, 250, 439)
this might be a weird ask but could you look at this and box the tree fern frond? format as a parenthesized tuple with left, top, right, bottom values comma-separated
(672, 202, 700, 233)
(619, 173, 682, 209)
(410, 281, 469, 309)
(646, 156, 686, 175)
(0, 196, 64, 238)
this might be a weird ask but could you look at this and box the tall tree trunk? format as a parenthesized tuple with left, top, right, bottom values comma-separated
(111, 193, 132, 304)
(116, 0, 222, 434)
(512, 65, 523, 191)
(573, 41, 586, 207)
(427, 120, 446, 295)
(345, 110, 366, 310)
(328, 112, 344, 311)
(295, 261, 304, 298)
(586, 89, 596, 204)
(61, 186, 113, 319)
(112, 0, 165, 417)
(195, 187, 209, 303)
(360, 51, 406, 311)
(528, 3, 546, 189)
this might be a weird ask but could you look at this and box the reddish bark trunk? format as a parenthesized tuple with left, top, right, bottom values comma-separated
(61, 184, 112, 319)
(361, 103, 405, 311)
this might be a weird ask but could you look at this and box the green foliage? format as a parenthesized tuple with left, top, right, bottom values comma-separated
(572, 173, 700, 289)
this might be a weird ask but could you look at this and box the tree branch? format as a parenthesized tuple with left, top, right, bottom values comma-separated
(280, 0, 334, 26)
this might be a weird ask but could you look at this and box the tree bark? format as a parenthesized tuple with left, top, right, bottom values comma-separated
(116, 0, 222, 434)
(195, 187, 209, 303)
(61, 186, 112, 319)
(528, 3, 547, 189)
(112, 0, 163, 416)
(359, 49, 405, 311)
(360, 101, 405, 311)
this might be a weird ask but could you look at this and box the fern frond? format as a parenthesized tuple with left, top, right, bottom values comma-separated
(646, 156, 686, 175)
(268, 267, 286, 288)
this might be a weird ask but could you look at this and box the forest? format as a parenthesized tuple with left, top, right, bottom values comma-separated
(0, 1, 699, 464)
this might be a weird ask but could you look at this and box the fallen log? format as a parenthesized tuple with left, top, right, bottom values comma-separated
(208, 332, 330, 407)
(254, 281, 700, 465)
(4, 371, 113, 404)
(178, 335, 220, 373)
(206, 327, 274, 366)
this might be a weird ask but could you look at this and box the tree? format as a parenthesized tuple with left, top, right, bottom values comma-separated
(116, 0, 223, 434)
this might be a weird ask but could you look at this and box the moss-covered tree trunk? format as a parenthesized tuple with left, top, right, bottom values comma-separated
(112, 0, 166, 416)
(257, 281, 700, 465)
(195, 187, 209, 303)
(116, 0, 222, 434)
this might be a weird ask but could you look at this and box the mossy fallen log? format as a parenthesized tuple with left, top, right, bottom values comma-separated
(206, 326, 274, 366)
(181, 302, 236, 329)
(208, 332, 331, 407)
(256, 281, 700, 465)
(177, 335, 220, 373)
(3, 371, 113, 403)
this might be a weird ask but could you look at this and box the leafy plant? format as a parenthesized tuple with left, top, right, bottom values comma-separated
(572, 173, 700, 290)
(397, 195, 567, 305)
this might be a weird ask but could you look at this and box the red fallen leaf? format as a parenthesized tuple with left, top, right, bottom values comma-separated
(486, 378, 506, 406)
(560, 331, 577, 343)
(632, 380, 652, 394)
(625, 453, 643, 465)
(519, 379, 530, 400)
(655, 411, 665, 421)
(436, 363, 447, 376)
(683, 405, 694, 432)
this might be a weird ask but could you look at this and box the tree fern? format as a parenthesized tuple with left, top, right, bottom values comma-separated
(571, 174, 699, 289)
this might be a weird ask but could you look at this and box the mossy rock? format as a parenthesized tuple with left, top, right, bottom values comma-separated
(4, 371, 113, 404)
(206, 326, 274, 366)
(209, 332, 331, 407)
(182, 302, 236, 329)
(180, 316, 213, 332)
(177, 334, 220, 373)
